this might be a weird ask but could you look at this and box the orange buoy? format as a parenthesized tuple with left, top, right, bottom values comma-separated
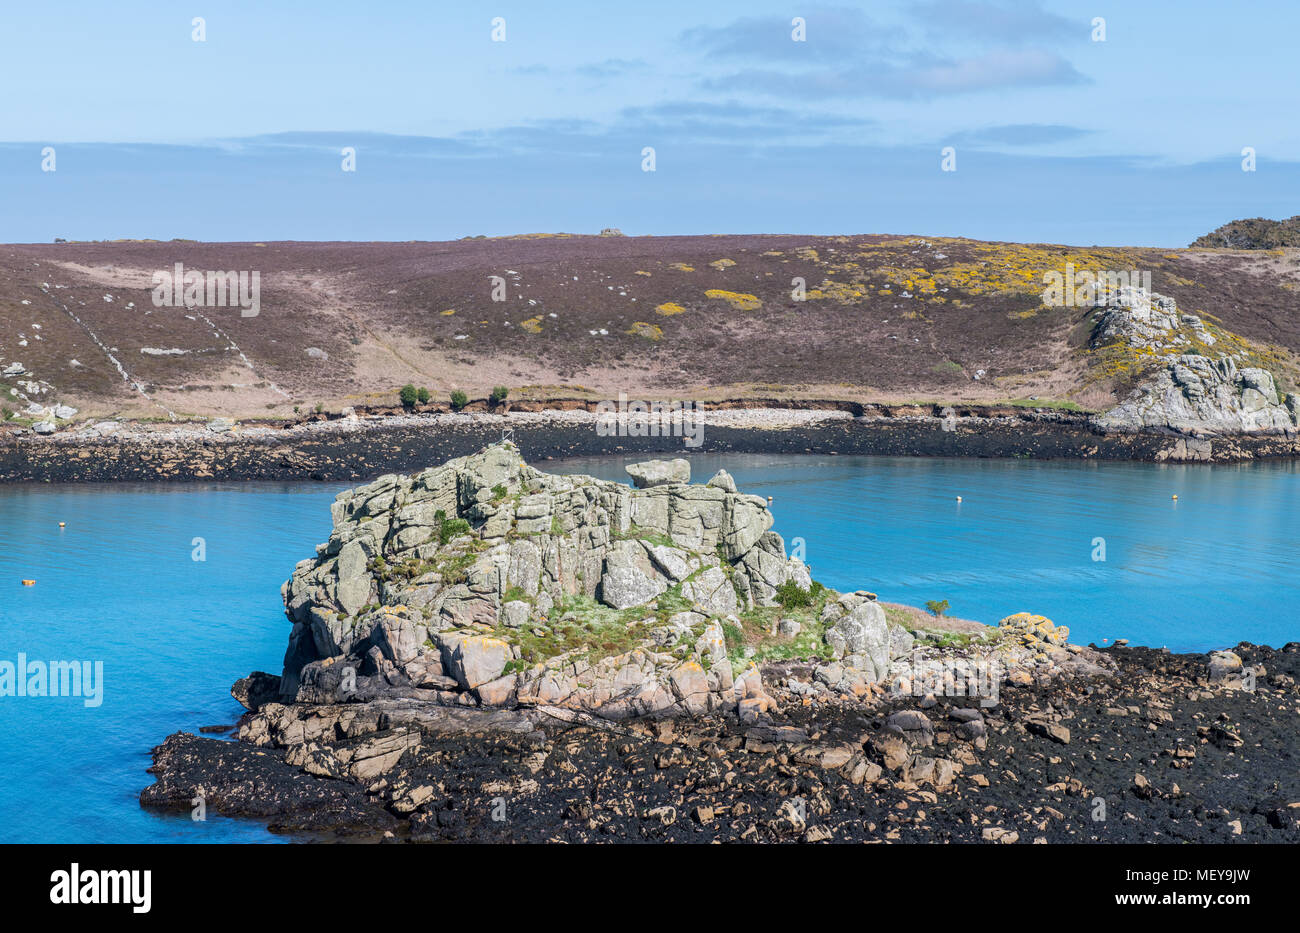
(21, 579, 35, 586)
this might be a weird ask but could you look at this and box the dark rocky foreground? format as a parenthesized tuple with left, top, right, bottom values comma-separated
(5, 409, 1300, 483)
(140, 642, 1300, 843)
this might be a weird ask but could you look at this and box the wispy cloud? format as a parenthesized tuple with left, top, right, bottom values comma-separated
(686, 2, 1088, 99)
(951, 123, 1093, 146)
(616, 99, 873, 139)
(682, 6, 901, 62)
(512, 58, 650, 81)
(704, 49, 1086, 99)
(910, 0, 1079, 44)
(575, 58, 649, 79)
(900, 48, 1086, 95)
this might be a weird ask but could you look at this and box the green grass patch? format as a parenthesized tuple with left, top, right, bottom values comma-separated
(725, 582, 837, 666)
(998, 397, 1086, 411)
(493, 593, 652, 667)
(433, 509, 472, 545)
(653, 586, 694, 619)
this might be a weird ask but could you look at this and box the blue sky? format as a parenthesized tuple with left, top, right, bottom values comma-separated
(1, 0, 1296, 244)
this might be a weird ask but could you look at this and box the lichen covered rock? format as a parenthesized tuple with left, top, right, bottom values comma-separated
(1090, 287, 1298, 436)
(999, 612, 1069, 651)
(276, 444, 829, 718)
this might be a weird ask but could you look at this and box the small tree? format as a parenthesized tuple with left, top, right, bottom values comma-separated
(399, 384, 418, 408)
(416, 387, 430, 404)
(449, 390, 469, 411)
(925, 599, 950, 618)
(490, 385, 509, 406)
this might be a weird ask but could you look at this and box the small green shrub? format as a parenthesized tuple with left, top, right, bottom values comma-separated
(433, 509, 472, 544)
(490, 386, 509, 405)
(775, 580, 813, 608)
(449, 390, 469, 411)
(925, 599, 950, 618)
(416, 387, 430, 404)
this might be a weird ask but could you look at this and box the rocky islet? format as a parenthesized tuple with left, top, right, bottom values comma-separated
(139, 444, 1300, 842)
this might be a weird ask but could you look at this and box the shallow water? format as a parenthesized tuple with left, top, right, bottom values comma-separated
(553, 453, 1300, 653)
(1, 454, 1296, 841)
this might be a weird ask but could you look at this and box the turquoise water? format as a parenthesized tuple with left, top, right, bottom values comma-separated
(1, 455, 1297, 842)
(0, 482, 346, 843)
(558, 455, 1300, 653)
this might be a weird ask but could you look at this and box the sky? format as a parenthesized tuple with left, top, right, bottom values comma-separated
(1, 0, 1296, 245)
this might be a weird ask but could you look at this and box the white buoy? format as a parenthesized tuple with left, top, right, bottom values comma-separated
(955, 496, 963, 503)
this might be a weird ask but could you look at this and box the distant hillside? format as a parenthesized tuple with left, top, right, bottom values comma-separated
(1, 234, 1299, 423)
(1191, 216, 1300, 249)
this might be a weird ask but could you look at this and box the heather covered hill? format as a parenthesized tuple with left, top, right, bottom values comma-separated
(2, 234, 1298, 422)
(1191, 216, 1300, 250)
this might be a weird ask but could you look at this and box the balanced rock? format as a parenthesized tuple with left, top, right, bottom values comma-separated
(626, 458, 690, 488)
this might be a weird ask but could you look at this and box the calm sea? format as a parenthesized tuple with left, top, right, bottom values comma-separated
(2, 454, 1296, 841)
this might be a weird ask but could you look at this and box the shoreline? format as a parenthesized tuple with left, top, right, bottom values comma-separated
(4, 407, 1299, 483)
(140, 640, 1300, 843)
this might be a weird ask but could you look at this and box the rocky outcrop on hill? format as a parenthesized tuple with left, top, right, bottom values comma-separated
(1191, 215, 1300, 250)
(1097, 355, 1297, 435)
(1090, 286, 1298, 437)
